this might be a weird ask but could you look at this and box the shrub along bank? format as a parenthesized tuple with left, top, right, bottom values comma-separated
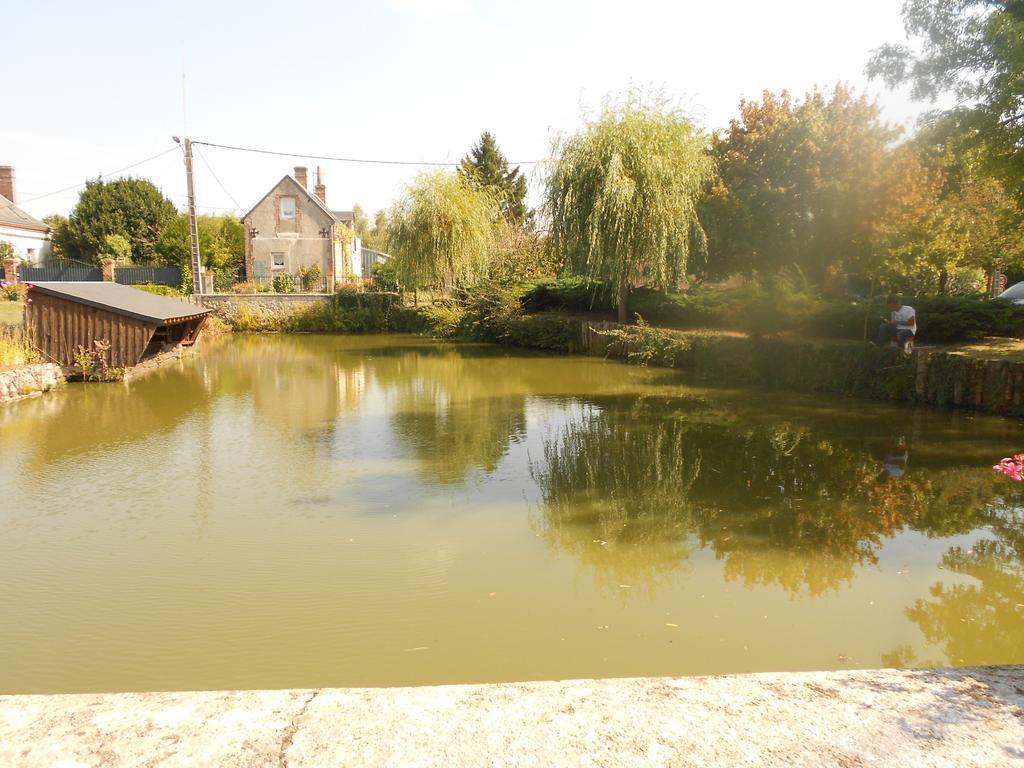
(519, 277, 1024, 344)
(208, 279, 1024, 346)
(205, 287, 579, 351)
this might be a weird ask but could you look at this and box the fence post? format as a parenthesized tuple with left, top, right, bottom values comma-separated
(202, 270, 215, 294)
(2, 258, 17, 285)
(101, 259, 116, 282)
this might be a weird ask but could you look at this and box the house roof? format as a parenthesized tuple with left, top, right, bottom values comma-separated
(27, 282, 211, 325)
(241, 175, 346, 225)
(0, 194, 50, 233)
(331, 210, 355, 223)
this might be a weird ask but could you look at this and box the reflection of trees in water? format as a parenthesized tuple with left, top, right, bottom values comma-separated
(884, 501, 1024, 668)
(530, 399, 706, 589)
(532, 396, 1014, 595)
(370, 344, 528, 485)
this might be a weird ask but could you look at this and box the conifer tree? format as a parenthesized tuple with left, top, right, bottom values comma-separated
(458, 132, 530, 227)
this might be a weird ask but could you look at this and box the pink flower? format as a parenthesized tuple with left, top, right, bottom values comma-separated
(994, 456, 1024, 481)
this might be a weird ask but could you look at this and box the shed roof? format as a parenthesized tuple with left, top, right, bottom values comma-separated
(0, 194, 50, 233)
(27, 282, 211, 324)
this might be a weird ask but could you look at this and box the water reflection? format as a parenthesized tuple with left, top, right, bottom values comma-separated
(531, 395, 1020, 596)
(886, 503, 1024, 667)
(367, 343, 528, 484)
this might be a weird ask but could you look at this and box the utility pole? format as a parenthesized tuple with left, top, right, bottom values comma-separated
(174, 136, 203, 296)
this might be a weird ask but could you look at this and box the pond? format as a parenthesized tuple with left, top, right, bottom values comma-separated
(1, 335, 1022, 694)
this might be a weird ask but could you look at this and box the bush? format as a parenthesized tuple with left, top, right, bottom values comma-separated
(273, 273, 295, 293)
(460, 282, 528, 342)
(521, 276, 614, 313)
(809, 294, 1024, 343)
(1, 281, 28, 302)
(300, 263, 323, 292)
(133, 283, 183, 297)
(914, 295, 1024, 342)
(631, 286, 731, 327)
(460, 282, 575, 351)
(369, 260, 399, 292)
(419, 299, 465, 338)
(213, 267, 238, 293)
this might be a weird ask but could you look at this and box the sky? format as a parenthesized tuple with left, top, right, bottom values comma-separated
(6, 0, 923, 222)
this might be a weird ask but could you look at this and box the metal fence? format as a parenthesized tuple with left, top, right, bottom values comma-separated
(20, 258, 102, 282)
(115, 266, 182, 287)
(237, 271, 330, 294)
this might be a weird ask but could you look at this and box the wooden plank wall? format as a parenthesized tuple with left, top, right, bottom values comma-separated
(26, 293, 157, 369)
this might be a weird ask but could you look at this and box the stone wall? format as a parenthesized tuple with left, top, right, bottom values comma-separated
(200, 293, 330, 328)
(0, 363, 63, 404)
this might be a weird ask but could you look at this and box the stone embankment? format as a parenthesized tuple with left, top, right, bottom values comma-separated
(200, 293, 330, 328)
(2, 667, 1022, 767)
(0, 363, 63, 404)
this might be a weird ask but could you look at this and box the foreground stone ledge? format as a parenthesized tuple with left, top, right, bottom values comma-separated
(2, 667, 1023, 767)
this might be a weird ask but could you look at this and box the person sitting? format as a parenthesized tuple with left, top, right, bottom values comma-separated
(876, 294, 917, 351)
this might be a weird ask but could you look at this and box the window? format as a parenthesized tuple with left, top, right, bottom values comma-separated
(272, 253, 286, 270)
(280, 196, 296, 220)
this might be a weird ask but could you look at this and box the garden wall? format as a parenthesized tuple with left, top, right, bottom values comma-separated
(199, 294, 330, 327)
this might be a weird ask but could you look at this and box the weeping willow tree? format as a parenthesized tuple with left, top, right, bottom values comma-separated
(545, 92, 716, 322)
(386, 170, 500, 294)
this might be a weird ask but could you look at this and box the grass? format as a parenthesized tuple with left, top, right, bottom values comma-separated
(0, 325, 36, 369)
(0, 301, 24, 327)
(943, 337, 1024, 364)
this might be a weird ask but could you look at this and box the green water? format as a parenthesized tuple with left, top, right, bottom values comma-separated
(1, 334, 1022, 694)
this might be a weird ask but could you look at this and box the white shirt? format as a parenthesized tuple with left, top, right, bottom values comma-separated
(890, 305, 916, 331)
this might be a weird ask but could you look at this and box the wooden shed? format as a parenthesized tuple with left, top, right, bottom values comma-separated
(25, 282, 211, 369)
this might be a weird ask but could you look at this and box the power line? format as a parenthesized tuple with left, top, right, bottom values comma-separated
(191, 144, 243, 210)
(18, 146, 180, 205)
(191, 139, 544, 167)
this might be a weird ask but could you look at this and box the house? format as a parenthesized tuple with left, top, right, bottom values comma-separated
(241, 166, 362, 291)
(25, 281, 210, 369)
(0, 166, 52, 265)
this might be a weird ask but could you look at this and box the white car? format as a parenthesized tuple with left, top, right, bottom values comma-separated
(997, 281, 1024, 304)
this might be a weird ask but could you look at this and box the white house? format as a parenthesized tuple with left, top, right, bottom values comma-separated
(0, 166, 51, 264)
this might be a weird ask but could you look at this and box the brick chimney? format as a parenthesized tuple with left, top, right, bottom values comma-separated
(294, 166, 308, 190)
(0, 166, 15, 202)
(315, 166, 326, 204)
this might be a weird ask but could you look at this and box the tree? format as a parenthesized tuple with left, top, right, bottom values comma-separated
(42, 214, 68, 259)
(704, 86, 902, 287)
(867, 0, 1024, 203)
(545, 92, 715, 322)
(367, 209, 389, 251)
(386, 171, 499, 293)
(155, 213, 245, 289)
(99, 234, 132, 263)
(875, 117, 1024, 293)
(57, 177, 177, 264)
(352, 204, 371, 243)
(458, 132, 531, 227)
